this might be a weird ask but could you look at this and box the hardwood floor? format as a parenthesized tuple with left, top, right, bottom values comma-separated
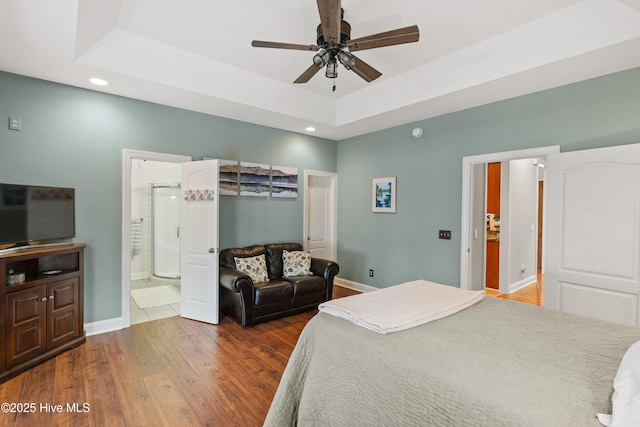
(0, 285, 359, 427)
(485, 274, 544, 306)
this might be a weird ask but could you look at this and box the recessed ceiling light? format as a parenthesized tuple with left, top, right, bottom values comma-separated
(89, 78, 109, 86)
(305, 127, 316, 132)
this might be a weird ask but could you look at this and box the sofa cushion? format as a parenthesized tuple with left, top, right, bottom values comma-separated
(234, 255, 269, 284)
(254, 280, 294, 306)
(266, 243, 304, 279)
(285, 275, 326, 298)
(283, 250, 313, 277)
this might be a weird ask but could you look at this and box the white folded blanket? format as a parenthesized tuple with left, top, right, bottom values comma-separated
(318, 279, 485, 334)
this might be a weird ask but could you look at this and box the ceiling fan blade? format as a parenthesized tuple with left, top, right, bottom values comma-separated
(347, 25, 419, 52)
(316, 0, 341, 45)
(350, 55, 382, 82)
(252, 40, 320, 51)
(294, 64, 322, 84)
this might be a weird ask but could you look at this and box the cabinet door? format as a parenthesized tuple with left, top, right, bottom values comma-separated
(6, 285, 47, 367)
(47, 278, 81, 348)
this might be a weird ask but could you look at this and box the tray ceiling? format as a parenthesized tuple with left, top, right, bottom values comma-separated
(1, 0, 640, 140)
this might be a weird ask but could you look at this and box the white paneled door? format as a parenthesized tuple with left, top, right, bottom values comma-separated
(305, 171, 337, 261)
(180, 159, 220, 324)
(545, 144, 640, 326)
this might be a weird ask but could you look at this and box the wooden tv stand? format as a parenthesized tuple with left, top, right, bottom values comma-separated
(0, 244, 85, 383)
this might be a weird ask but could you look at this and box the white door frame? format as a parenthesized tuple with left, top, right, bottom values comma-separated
(121, 149, 191, 329)
(303, 170, 338, 261)
(460, 145, 559, 290)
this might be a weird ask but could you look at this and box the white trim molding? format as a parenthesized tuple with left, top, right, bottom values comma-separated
(84, 317, 124, 336)
(335, 277, 378, 293)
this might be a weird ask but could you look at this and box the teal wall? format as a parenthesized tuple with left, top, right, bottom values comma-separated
(3, 67, 640, 324)
(337, 67, 640, 287)
(0, 71, 337, 323)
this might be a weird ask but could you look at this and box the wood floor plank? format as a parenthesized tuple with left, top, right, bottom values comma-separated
(81, 333, 114, 380)
(142, 371, 202, 427)
(84, 373, 127, 426)
(107, 352, 166, 427)
(53, 346, 91, 427)
(162, 352, 239, 427)
(14, 376, 54, 427)
(0, 372, 26, 426)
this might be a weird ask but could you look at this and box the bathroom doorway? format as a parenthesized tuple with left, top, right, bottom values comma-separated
(129, 159, 183, 324)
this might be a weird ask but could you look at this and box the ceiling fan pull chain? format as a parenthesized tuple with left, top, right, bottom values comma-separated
(332, 77, 336, 92)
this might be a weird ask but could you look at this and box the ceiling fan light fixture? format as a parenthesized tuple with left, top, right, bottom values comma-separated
(251, 4, 419, 88)
(313, 49, 331, 68)
(325, 58, 338, 78)
(336, 51, 356, 70)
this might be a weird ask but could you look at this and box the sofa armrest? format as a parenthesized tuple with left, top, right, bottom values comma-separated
(310, 258, 340, 281)
(219, 266, 254, 293)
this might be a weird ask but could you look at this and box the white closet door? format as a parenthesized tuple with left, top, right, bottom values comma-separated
(545, 144, 640, 326)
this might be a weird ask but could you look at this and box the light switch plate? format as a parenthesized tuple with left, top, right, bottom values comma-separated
(439, 230, 452, 240)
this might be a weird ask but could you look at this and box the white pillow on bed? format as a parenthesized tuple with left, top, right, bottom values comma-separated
(597, 340, 640, 426)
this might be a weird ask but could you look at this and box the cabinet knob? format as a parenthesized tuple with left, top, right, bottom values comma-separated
(208, 248, 216, 254)
(49, 295, 54, 301)
(41, 296, 48, 302)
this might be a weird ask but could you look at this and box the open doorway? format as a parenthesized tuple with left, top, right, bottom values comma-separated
(460, 146, 559, 301)
(121, 150, 191, 329)
(129, 160, 182, 324)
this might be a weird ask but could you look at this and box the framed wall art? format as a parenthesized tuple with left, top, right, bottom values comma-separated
(271, 165, 298, 198)
(219, 159, 239, 195)
(239, 161, 270, 196)
(372, 176, 396, 213)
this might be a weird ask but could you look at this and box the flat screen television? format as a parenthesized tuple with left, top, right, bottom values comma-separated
(0, 183, 75, 246)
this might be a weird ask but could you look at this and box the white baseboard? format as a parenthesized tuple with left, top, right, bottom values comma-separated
(508, 275, 537, 294)
(335, 277, 378, 293)
(84, 317, 125, 336)
(130, 271, 149, 281)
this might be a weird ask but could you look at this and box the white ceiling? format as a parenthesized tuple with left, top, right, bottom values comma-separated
(1, 0, 640, 140)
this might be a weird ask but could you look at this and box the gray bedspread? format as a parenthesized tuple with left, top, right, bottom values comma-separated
(264, 297, 640, 427)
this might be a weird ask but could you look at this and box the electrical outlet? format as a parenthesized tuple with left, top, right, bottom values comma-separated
(439, 230, 452, 240)
(8, 116, 21, 131)
(369, 269, 374, 277)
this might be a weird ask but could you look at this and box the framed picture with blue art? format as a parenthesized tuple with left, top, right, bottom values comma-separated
(372, 176, 396, 213)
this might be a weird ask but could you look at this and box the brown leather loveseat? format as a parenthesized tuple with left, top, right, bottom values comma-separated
(219, 242, 339, 327)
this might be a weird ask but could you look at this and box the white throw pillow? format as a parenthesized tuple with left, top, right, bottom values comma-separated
(234, 255, 269, 283)
(597, 339, 640, 426)
(283, 250, 313, 277)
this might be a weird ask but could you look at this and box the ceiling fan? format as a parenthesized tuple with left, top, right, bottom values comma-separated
(251, 0, 420, 88)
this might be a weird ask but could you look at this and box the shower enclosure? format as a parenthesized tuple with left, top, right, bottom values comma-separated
(151, 183, 181, 281)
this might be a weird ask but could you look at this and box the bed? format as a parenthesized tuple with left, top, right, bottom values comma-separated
(264, 280, 640, 427)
